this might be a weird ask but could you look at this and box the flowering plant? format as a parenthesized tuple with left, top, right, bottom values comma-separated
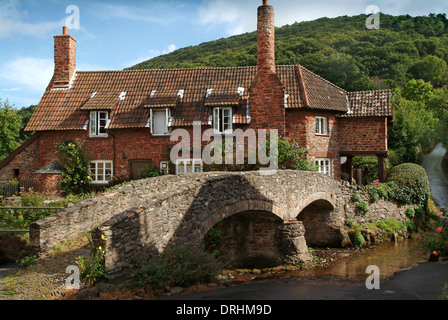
(56, 140, 91, 195)
(417, 223, 448, 257)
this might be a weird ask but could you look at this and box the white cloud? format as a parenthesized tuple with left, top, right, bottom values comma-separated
(0, 57, 53, 93)
(0, 0, 65, 38)
(127, 44, 177, 68)
(198, 0, 249, 36)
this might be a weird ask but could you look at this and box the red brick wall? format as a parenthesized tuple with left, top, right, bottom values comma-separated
(338, 117, 388, 152)
(53, 29, 76, 87)
(286, 109, 341, 178)
(0, 137, 40, 186)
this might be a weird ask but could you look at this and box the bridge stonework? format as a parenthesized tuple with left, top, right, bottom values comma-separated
(91, 170, 344, 279)
(29, 170, 411, 280)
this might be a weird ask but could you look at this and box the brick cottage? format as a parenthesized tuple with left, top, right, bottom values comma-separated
(0, 0, 392, 194)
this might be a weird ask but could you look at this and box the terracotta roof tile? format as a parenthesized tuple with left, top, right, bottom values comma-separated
(299, 66, 348, 112)
(25, 65, 391, 132)
(341, 90, 393, 118)
(81, 91, 120, 110)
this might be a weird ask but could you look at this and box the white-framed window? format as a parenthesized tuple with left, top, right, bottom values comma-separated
(89, 160, 113, 184)
(315, 117, 328, 136)
(315, 158, 331, 176)
(176, 159, 203, 175)
(213, 107, 233, 134)
(90, 111, 110, 137)
(149, 108, 171, 136)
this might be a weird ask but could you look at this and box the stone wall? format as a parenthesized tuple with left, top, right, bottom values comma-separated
(29, 170, 412, 280)
(340, 182, 410, 224)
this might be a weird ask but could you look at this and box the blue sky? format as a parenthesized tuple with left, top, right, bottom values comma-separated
(0, 0, 447, 109)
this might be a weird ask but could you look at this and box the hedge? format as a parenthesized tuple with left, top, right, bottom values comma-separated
(385, 163, 431, 206)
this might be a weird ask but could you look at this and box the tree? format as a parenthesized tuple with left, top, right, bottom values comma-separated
(410, 55, 448, 88)
(402, 79, 434, 102)
(388, 94, 439, 164)
(0, 99, 22, 162)
(17, 105, 36, 141)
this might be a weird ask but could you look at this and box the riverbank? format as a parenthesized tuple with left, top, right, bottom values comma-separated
(165, 258, 448, 300)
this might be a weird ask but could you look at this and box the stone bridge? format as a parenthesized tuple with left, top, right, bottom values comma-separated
(30, 170, 410, 280)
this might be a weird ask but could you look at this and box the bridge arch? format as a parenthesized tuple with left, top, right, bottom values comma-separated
(85, 171, 342, 279)
(296, 195, 344, 248)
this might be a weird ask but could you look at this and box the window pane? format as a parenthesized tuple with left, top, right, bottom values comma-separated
(213, 108, 220, 132)
(90, 112, 97, 135)
(153, 110, 167, 134)
(99, 119, 107, 134)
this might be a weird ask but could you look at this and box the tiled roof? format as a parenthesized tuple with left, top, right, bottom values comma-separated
(342, 90, 394, 118)
(25, 65, 392, 132)
(80, 91, 120, 110)
(298, 66, 348, 112)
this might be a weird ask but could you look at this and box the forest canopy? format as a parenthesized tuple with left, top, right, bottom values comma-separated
(129, 13, 448, 91)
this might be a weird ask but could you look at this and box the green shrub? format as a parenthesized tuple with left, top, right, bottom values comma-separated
(139, 164, 161, 179)
(366, 183, 389, 203)
(386, 163, 431, 206)
(0, 190, 62, 230)
(75, 238, 108, 286)
(370, 192, 379, 203)
(351, 193, 361, 203)
(353, 232, 366, 247)
(17, 254, 38, 268)
(353, 156, 378, 185)
(417, 222, 448, 257)
(356, 201, 370, 215)
(133, 242, 220, 290)
(406, 207, 415, 218)
(56, 140, 91, 195)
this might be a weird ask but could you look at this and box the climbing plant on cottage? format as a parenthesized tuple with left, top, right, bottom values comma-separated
(56, 140, 91, 195)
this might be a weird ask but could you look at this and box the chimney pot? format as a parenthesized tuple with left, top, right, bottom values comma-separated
(62, 26, 68, 35)
(263, 0, 268, 5)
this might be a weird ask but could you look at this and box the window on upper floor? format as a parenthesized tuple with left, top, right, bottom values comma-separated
(315, 116, 328, 136)
(89, 160, 113, 184)
(149, 108, 171, 136)
(315, 158, 331, 176)
(90, 111, 109, 137)
(213, 107, 233, 134)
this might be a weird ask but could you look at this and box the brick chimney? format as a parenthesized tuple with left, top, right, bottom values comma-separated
(249, 0, 285, 135)
(257, 0, 276, 77)
(53, 26, 76, 88)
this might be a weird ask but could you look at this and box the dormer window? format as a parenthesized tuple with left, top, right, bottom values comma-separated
(149, 108, 171, 136)
(213, 107, 233, 134)
(90, 111, 110, 137)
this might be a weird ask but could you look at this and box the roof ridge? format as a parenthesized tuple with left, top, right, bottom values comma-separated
(75, 65, 303, 74)
(76, 66, 260, 73)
